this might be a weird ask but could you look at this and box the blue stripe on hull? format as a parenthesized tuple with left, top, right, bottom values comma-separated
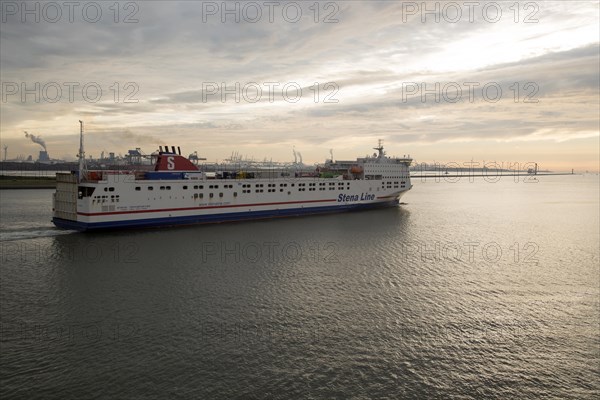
(52, 200, 400, 232)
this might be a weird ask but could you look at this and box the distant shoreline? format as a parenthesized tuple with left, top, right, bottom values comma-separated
(0, 175, 56, 189)
(411, 172, 577, 178)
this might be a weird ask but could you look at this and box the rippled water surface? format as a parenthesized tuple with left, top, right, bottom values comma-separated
(1, 175, 599, 399)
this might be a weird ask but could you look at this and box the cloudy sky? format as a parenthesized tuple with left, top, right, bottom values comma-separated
(1, 1, 598, 171)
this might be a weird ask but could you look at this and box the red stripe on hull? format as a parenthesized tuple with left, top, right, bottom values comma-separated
(78, 198, 338, 216)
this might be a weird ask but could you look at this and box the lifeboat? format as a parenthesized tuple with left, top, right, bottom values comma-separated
(87, 171, 102, 181)
(350, 165, 363, 174)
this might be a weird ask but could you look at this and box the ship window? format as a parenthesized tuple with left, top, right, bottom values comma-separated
(209, 193, 214, 198)
(194, 185, 198, 189)
(219, 193, 223, 197)
(183, 186, 188, 190)
(166, 186, 171, 190)
(160, 186, 165, 190)
(200, 193, 204, 199)
(234, 192, 237, 197)
(148, 186, 153, 191)
(77, 186, 96, 199)
(135, 187, 141, 191)
(109, 187, 115, 192)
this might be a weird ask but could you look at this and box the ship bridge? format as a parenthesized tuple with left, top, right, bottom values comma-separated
(321, 141, 412, 181)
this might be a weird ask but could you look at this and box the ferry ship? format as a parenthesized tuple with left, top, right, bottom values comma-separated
(52, 123, 413, 231)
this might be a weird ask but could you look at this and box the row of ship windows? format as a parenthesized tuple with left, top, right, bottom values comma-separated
(101, 180, 399, 195)
(383, 181, 407, 189)
(93, 194, 120, 203)
(187, 186, 354, 198)
(134, 184, 238, 191)
(93, 181, 404, 203)
(382, 181, 406, 185)
(134, 182, 352, 191)
(242, 186, 351, 194)
(142, 185, 354, 200)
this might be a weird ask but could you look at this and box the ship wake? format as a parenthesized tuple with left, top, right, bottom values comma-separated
(0, 227, 75, 242)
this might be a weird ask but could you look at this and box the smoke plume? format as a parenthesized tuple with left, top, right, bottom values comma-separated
(24, 131, 47, 151)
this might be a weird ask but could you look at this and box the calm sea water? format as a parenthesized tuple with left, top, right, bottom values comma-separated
(1, 175, 598, 399)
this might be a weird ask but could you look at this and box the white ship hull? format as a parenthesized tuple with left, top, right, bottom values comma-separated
(53, 176, 411, 231)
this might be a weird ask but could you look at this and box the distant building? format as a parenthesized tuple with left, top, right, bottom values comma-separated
(38, 151, 50, 162)
(127, 149, 142, 164)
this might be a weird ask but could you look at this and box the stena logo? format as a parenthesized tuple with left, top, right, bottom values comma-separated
(167, 156, 175, 170)
(337, 192, 375, 202)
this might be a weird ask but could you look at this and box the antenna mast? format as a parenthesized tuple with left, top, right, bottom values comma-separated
(78, 120, 86, 181)
(373, 139, 384, 158)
